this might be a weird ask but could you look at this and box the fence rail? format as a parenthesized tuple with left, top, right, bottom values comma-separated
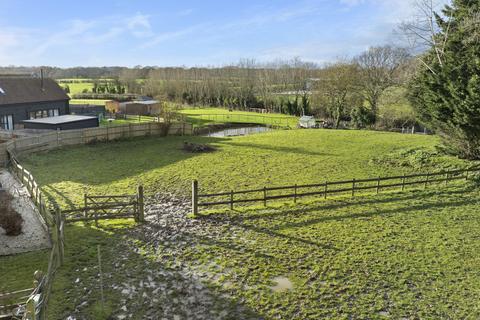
(1, 122, 164, 318)
(192, 167, 480, 215)
(1, 121, 193, 166)
(5, 153, 145, 319)
(181, 113, 294, 128)
(5, 156, 65, 320)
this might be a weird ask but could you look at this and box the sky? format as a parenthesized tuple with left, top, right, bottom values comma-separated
(0, 0, 450, 67)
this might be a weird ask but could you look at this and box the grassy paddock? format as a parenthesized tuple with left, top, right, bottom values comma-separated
(3, 129, 479, 318)
(18, 129, 466, 209)
(179, 107, 299, 128)
(180, 185, 480, 318)
(69, 99, 110, 106)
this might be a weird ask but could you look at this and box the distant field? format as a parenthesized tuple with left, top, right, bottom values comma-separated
(179, 107, 299, 128)
(69, 99, 110, 106)
(60, 82, 93, 95)
(100, 115, 156, 127)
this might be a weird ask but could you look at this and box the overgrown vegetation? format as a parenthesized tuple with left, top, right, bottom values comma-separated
(0, 192, 23, 236)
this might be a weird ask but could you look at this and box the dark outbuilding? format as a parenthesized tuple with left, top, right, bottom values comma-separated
(22, 115, 99, 131)
(0, 75, 70, 131)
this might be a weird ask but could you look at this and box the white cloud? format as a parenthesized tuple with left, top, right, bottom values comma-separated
(32, 19, 96, 56)
(127, 13, 153, 38)
(339, 0, 451, 22)
(141, 24, 208, 48)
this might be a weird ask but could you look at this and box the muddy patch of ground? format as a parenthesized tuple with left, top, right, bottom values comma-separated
(63, 193, 262, 319)
(0, 170, 50, 255)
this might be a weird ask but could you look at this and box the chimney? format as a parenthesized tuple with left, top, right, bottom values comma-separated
(40, 68, 45, 91)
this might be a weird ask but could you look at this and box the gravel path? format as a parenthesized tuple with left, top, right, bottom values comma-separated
(0, 170, 50, 255)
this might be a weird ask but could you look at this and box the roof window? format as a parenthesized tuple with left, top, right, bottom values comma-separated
(0, 87, 5, 95)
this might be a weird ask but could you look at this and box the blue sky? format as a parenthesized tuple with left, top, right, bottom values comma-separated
(0, 0, 449, 67)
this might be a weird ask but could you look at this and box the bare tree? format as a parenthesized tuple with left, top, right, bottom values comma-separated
(354, 45, 410, 121)
(313, 63, 362, 128)
(398, 0, 454, 75)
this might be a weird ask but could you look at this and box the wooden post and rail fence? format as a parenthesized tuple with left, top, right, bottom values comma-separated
(191, 167, 480, 216)
(3, 154, 144, 319)
(181, 113, 293, 128)
(2, 156, 65, 320)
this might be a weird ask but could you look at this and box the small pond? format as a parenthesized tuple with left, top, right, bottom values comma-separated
(205, 126, 272, 137)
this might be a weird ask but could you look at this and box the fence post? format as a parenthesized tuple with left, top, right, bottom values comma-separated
(294, 184, 297, 204)
(21, 167, 25, 184)
(376, 177, 380, 194)
(84, 193, 88, 219)
(352, 179, 356, 197)
(402, 175, 406, 191)
(55, 208, 64, 265)
(230, 190, 234, 210)
(137, 185, 145, 222)
(56, 128, 60, 147)
(263, 187, 267, 207)
(424, 172, 429, 189)
(192, 180, 198, 217)
(324, 181, 328, 199)
(97, 245, 105, 315)
(445, 172, 449, 186)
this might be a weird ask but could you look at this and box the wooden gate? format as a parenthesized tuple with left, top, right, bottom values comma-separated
(63, 186, 144, 224)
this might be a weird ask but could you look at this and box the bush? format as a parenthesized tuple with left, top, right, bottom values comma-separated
(351, 106, 375, 129)
(183, 141, 216, 153)
(0, 192, 23, 236)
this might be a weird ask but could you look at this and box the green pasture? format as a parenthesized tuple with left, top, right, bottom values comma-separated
(2, 129, 479, 319)
(179, 107, 299, 128)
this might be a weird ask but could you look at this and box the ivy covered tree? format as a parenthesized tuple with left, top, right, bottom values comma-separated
(407, 0, 480, 159)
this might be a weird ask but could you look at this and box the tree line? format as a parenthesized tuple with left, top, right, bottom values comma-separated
(1, 0, 478, 158)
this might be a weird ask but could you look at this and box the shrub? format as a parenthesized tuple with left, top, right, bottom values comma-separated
(183, 142, 216, 153)
(0, 192, 23, 236)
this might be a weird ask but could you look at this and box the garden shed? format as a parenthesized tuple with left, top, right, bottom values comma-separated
(22, 115, 99, 131)
(119, 100, 161, 116)
(299, 116, 316, 128)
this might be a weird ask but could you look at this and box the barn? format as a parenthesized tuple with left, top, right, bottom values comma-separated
(0, 76, 70, 131)
(22, 115, 99, 131)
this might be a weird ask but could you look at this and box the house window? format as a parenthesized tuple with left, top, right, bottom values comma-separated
(0, 114, 13, 131)
(29, 108, 60, 119)
(48, 109, 59, 117)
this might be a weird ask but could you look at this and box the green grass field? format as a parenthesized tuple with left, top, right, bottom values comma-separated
(19, 129, 468, 209)
(69, 99, 110, 106)
(60, 82, 94, 95)
(3, 129, 479, 318)
(179, 107, 299, 128)
(99, 115, 156, 127)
